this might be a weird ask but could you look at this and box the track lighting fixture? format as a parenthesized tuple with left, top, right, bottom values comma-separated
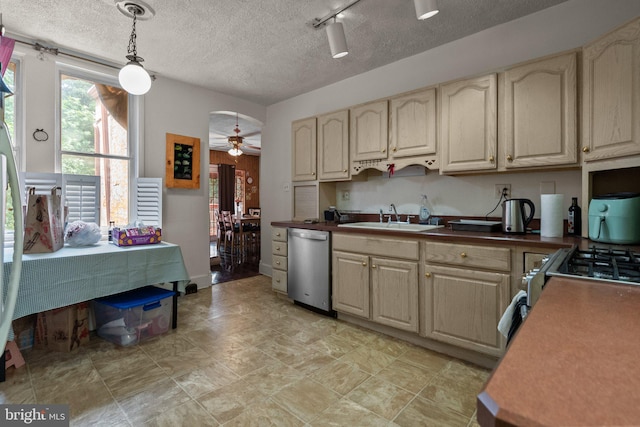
(327, 18, 349, 59)
(414, 0, 439, 20)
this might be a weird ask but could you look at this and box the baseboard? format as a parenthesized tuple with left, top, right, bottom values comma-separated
(259, 262, 273, 277)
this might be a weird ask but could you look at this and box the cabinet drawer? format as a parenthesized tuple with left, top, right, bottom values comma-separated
(333, 233, 419, 260)
(272, 241, 288, 256)
(272, 227, 288, 242)
(424, 241, 510, 272)
(272, 254, 288, 271)
(272, 269, 287, 293)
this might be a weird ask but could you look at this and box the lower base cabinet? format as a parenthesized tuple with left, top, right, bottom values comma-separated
(422, 264, 509, 357)
(332, 251, 370, 318)
(371, 257, 418, 332)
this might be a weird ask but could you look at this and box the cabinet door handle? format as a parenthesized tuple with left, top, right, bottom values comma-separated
(372, 264, 377, 269)
(489, 155, 495, 162)
(392, 147, 397, 152)
(362, 262, 367, 267)
(276, 247, 280, 251)
(276, 279, 281, 283)
(582, 146, 590, 153)
(381, 148, 386, 153)
(460, 252, 467, 258)
(506, 155, 513, 162)
(425, 272, 431, 278)
(276, 261, 281, 265)
(276, 233, 281, 237)
(312, 172, 316, 176)
(343, 169, 347, 173)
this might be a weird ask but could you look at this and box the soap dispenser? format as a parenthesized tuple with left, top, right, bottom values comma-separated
(419, 195, 431, 224)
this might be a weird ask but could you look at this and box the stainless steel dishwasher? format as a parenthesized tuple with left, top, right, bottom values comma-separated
(287, 228, 333, 314)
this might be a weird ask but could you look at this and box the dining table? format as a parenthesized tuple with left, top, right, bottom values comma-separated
(232, 214, 261, 261)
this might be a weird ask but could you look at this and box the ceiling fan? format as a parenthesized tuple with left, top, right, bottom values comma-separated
(210, 113, 261, 156)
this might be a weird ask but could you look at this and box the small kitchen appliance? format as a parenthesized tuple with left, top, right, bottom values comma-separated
(502, 198, 535, 234)
(588, 193, 640, 244)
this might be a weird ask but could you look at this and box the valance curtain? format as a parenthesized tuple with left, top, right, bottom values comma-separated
(218, 164, 236, 212)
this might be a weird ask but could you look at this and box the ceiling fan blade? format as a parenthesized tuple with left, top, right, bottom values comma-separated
(240, 130, 261, 138)
(245, 145, 261, 150)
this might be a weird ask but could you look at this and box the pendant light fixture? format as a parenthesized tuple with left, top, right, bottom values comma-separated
(414, 0, 439, 20)
(228, 114, 244, 157)
(326, 18, 349, 59)
(116, 1, 154, 95)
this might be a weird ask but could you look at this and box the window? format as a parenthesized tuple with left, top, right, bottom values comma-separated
(3, 60, 20, 241)
(59, 70, 131, 227)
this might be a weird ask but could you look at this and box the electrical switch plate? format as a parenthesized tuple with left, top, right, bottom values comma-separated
(283, 183, 290, 192)
(342, 191, 350, 201)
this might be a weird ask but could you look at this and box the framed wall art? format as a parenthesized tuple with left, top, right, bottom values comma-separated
(166, 133, 201, 189)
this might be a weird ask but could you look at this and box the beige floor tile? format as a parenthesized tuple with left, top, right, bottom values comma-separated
(273, 377, 340, 423)
(117, 377, 192, 425)
(290, 350, 337, 376)
(138, 332, 197, 358)
(376, 360, 437, 394)
(339, 346, 396, 375)
(310, 360, 370, 396)
(241, 362, 305, 396)
(393, 396, 470, 427)
(419, 362, 488, 418)
(197, 379, 267, 424)
(143, 399, 218, 427)
(367, 334, 412, 358)
(29, 353, 96, 390)
(70, 401, 129, 426)
(256, 336, 311, 365)
(334, 325, 378, 346)
(173, 361, 240, 399)
(397, 347, 451, 374)
(224, 398, 305, 427)
(309, 398, 395, 427)
(347, 376, 415, 421)
(0, 366, 35, 404)
(218, 346, 280, 377)
(307, 333, 363, 358)
(153, 345, 213, 378)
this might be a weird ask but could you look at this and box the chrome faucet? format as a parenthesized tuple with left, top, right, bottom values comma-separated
(379, 209, 384, 223)
(390, 204, 400, 222)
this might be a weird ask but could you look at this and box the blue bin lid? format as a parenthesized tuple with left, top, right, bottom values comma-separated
(95, 286, 176, 310)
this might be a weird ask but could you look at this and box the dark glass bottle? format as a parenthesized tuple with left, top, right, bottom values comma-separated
(567, 197, 581, 235)
(108, 221, 116, 242)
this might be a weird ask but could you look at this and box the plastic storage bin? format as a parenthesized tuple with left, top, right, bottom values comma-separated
(93, 286, 175, 346)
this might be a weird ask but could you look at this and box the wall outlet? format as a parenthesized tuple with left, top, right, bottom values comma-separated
(495, 184, 511, 198)
(342, 191, 350, 201)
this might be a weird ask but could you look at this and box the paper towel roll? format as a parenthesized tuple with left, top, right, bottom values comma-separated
(541, 194, 564, 237)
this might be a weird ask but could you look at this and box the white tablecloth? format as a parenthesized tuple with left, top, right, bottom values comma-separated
(3, 241, 189, 324)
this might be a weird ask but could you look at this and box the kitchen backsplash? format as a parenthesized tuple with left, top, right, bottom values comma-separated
(334, 169, 581, 219)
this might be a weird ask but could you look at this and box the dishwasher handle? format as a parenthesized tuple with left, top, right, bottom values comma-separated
(289, 229, 328, 241)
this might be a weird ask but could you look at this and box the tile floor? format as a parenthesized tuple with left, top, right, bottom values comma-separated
(1, 275, 490, 426)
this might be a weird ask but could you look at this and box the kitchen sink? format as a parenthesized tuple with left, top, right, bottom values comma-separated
(337, 222, 443, 232)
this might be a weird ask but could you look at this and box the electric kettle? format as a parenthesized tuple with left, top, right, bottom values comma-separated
(502, 199, 535, 234)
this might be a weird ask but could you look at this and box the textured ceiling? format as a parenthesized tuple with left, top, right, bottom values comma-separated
(2, 0, 568, 153)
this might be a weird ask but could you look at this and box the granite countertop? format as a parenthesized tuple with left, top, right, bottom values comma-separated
(477, 276, 640, 426)
(271, 220, 582, 249)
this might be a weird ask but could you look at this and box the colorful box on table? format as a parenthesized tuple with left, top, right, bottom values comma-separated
(113, 226, 162, 246)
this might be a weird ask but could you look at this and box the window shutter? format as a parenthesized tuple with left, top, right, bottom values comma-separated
(20, 172, 62, 206)
(134, 178, 162, 228)
(62, 174, 100, 224)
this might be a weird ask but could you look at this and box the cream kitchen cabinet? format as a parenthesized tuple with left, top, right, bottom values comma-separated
(439, 73, 498, 174)
(332, 233, 420, 333)
(350, 100, 389, 170)
(388, 87, 438, 170)
(317, 109, 350, 181)
(582, 17, 640, 162)
(422, 241, 510, 356)
(500, 51, 578, 169)
(291, 117, 317, 181)
(271, 227, 288, 293)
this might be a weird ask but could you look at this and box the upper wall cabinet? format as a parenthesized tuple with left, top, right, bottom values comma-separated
(500, 51, 578, 170)
(350, 100, 389, 167)
(318, 110, 350, 181)
(582, 17, 640, 162)
(291, 117, 317, 181)
(439, 73, 498, 174)
(389, 87, 437, 158)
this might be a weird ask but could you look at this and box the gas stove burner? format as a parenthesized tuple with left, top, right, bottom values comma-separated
(551, 245, 640, 286)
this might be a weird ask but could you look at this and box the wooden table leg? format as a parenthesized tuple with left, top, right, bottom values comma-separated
(172, 281, 178, 329)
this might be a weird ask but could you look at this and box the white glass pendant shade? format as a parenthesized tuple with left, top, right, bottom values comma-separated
(228, 147, 243, 156)
(414, 0, 439, 20)
(326, 21, 348, 59)
(118, 61, 152, 95)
